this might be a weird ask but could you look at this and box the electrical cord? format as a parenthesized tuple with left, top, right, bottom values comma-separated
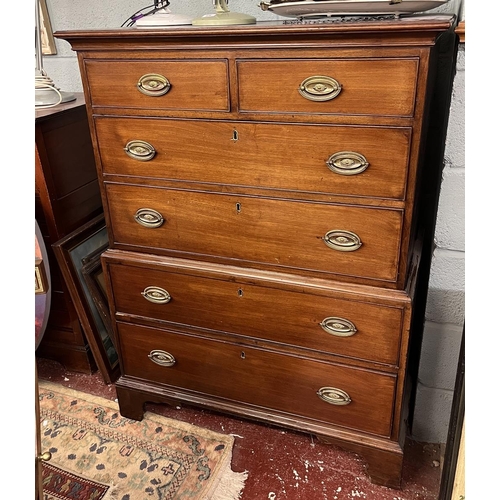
(35, 71, 63, 108)
(121, 0, 170, 27)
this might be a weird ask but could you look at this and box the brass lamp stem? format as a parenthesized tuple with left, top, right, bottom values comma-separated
(35, 0, 43, 73)
(215, 0, 230, 13)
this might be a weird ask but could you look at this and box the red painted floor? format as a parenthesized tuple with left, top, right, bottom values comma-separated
(36, 357, 442, 500)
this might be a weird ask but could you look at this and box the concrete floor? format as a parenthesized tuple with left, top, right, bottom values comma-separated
(36, 357, 442, 500)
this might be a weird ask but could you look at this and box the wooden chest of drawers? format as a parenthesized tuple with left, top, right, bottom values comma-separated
(58, 16, 455, 488)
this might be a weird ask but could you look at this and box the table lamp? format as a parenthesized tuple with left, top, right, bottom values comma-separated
(193, 0, 256, 25)
(35, 0, 75, 108)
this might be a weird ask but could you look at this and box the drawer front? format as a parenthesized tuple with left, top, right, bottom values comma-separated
(106, 260, 404, 366)
(106, 184, 403, 283)
(237, 58, 418, 118)
(118, 322, 396, 437)
(85, 59, 229, 111)
(96, 117, 411, 200)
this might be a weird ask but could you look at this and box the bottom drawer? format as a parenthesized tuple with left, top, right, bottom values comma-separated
(118, 322, 396, 437)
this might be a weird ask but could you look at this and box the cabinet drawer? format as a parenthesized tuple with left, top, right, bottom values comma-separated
(106, 258, 404, 366)
(237, 58, 418, 118)
(96, 117, 411, 200)
(118, 322, 396, 437)
(85, 59, 229, 112)
(105, 184, 403, 283)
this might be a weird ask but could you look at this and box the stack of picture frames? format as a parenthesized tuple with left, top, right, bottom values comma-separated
(53, 214, 120, 384)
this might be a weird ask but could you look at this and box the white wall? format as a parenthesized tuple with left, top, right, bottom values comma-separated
(42, 0, 281, 92)
(411, 39, 465, 443)
(41, 0, 465, 444)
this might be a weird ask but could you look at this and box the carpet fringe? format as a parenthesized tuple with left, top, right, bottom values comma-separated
(203, 469, 248, 500)
(105, 482, 119, 499)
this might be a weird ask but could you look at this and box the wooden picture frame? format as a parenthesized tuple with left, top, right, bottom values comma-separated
(53, 214, 120, 384)
(39, 0, 57, 55)
(81, 249, 114, 347)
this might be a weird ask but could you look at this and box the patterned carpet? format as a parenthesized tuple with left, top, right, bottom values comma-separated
(38, 380, 247, 500)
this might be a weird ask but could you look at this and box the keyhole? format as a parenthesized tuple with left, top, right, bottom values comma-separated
(236, 202, 241, 214)
(232, 129, 239, 141)
(237, 288, 243, 297)
(240, 351, 246, 359)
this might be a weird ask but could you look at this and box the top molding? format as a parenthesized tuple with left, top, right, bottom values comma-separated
(55, 14, 456, 50)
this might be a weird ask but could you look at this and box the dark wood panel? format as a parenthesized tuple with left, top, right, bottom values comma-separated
(36, 107, 98, 198)
(55, 179, 103, 235)
(36, 336, 96, 373)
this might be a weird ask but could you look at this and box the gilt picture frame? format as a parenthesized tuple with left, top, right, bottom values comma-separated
(39, 0, 57, 55)
(52, 214, 120, 384)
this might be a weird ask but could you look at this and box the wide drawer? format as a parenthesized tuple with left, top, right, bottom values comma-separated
(96, 117, 411, 200)
(105, 257, 405, 366)
(117, 322, 396, 437)
(85, 59, 229, 111)
(105, 183, 403, 284)
(237, 58, 418, 118)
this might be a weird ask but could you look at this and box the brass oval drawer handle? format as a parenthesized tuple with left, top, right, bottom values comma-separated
(141, 286, 171, 304)
(148, 349, 176, 367)
(326, 151, 369, 176)
(137, 73, 171, 97)
(317, 387, 352, 406)
(124, 140, 156, 161)
(134, 208, 165, 228)
(299, 76, 342, 102)
(323, 230, 362, 252)
(320, 317, 358, 337)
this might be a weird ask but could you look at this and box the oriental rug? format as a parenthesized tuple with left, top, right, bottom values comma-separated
(38, 380, 247, 500)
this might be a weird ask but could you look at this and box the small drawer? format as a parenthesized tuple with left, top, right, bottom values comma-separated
(237, 58, 418, 118)
(105, 256, 405, 366)
(105, 184, 403, 284)
(96, 116, 411, 201)
(118, 322, 396, 437)
(85, 59, 229, 112)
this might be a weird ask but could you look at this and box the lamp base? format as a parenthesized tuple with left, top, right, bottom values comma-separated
(35, 88, 76, 108)
(192, 11, 256, 25)
(35, 69, 76, 108)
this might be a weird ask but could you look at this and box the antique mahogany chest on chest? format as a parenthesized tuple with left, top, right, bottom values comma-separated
(57, 15, 455, 488)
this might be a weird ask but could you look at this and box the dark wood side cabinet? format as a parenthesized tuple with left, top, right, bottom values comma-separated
(57, 16, 456, 488)
(35, 94, 103, 372)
